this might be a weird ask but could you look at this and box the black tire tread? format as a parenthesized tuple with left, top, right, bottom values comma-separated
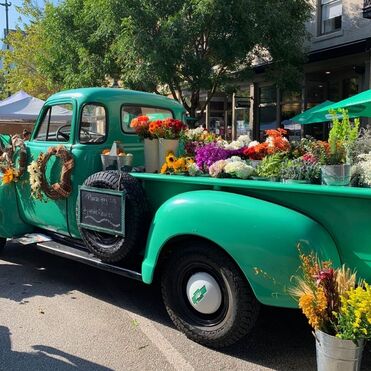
(161, 243, 260, 348)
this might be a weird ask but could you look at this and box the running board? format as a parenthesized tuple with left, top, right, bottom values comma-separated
(36, 240, 142, 281)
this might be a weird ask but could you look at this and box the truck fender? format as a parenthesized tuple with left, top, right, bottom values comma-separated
(141, 190, 340, 308)
(0, 182, 33, 238)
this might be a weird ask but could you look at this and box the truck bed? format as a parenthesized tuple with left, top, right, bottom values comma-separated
(132, 173, 371, 281)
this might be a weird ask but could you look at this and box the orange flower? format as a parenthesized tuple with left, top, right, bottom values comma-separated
(2, 168, 14, 185)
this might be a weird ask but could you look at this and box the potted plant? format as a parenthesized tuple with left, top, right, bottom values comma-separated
(321, 109, 359, 186)
(290, 247, 370, 371)
(280, 157, 320, 184)
(130, 115, 158, 173)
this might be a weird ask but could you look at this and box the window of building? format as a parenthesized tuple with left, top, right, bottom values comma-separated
(258, 85, 277, 140)
(121, 105, 173, 133)
(35, 104, 73, 142)
(320, 0, 342, 35)
(80, 104, 107, 144)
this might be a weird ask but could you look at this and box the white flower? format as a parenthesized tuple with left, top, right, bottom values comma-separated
(236, 135, 251, 146)
(188, 163, 201, 177)
(230, 156, 242, 162)
(209, 160, 228, 177)
(224, 161, 254, 179)
(248, 140, 259, 148)
(185, 127, 206, 140)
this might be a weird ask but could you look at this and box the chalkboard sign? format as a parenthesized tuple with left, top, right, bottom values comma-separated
(78, 186, 126, 236)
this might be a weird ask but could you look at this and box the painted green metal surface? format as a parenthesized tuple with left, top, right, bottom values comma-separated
(0, 182, 33, 237)
(133, 173, 371, 307)
(10, 88, 185, 238)
(1, 87, 370, 311)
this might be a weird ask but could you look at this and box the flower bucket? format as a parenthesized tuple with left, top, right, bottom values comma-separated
(101, 154, 133, 172)
(144, 138, 159, 173)
(158, 139, 179, 170)
(321, 164, 351, 186)
(315, 330, 364, 371)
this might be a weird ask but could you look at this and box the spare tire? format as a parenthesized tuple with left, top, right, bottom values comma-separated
(78, 171, 149, 263)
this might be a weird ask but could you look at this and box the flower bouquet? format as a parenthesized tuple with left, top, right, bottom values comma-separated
(160, 152, 195, 175)
(290, 247, 370, 371)
(208, 156, 254, 179)
(153, 118, 187, 170)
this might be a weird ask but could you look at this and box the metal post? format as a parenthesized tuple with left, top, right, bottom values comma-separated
(0, 1, 12, 49)
(231, 93, 236, 140)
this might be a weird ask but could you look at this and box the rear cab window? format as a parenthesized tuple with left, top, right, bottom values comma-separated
(121, 105, 173, 133)
(80, 104, 107, 144)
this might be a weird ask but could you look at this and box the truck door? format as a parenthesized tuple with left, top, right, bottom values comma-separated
(16, 100, 75, 236)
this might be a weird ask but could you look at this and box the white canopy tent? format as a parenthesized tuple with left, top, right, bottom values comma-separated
(0, 90, 71, 121)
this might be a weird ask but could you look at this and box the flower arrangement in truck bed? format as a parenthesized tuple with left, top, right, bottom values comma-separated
(160, 152, 195, 174)
(130, 116, 186, 139)
(149, 118, 186, 139)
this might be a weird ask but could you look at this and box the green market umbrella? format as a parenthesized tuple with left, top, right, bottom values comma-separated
(315, 89, 371, 118)
(290, 100, 334, 125)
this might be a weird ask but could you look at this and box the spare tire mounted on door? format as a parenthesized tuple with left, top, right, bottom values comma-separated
(78, 171, 149, 263)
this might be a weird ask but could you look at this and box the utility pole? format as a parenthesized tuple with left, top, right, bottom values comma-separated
(0, 0, 12, 49)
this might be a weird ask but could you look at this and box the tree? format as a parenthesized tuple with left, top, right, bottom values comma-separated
(0, 1, 59, 98)
(4, 0, 312, 117)
(38, 0, 120, 88)
(109, 0, 312, 117)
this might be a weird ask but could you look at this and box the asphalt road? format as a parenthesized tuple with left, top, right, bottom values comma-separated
(0, 241, 370, 371)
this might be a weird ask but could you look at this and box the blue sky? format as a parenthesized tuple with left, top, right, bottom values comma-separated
(0, 0, 59, 37)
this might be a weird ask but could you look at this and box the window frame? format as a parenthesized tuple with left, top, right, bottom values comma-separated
(78, 102, 108, 145)
(319, 0, 342, 36)
(120, 103, 175, 135)
(33, 101, 75, 143)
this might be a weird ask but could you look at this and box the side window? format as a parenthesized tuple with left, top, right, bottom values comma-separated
(80, 104, 107, 144)
(121, 105, 173, 133)
(35, 104, 73, 142)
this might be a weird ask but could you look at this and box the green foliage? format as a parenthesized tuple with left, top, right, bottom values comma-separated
(280, 158, 320, 183)
(2, 0, 312, 114)
(257, 153, 284, 179)
(327, 109, 360, 164)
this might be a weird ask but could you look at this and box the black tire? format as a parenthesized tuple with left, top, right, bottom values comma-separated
(161, 241, 260, 348)
(78, 171, 149, 263)
(0, 238, 6, 254)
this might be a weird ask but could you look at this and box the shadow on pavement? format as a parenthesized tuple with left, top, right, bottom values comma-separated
(1, 243, 370, 371)
(0, 326, 112, 371)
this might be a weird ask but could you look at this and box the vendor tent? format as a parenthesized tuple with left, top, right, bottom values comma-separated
(315, 89, 371, 118)
(290, 100, 334, 125)
(0, 90, 71, 121)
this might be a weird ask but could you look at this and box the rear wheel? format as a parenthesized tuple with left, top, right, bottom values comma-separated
(161, 241, 260, 348)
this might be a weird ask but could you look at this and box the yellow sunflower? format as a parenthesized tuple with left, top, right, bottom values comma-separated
(165, 152, 176, 167)
(160, 163, 168, 174)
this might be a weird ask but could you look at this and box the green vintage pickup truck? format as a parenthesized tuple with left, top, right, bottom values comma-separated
(0, 88, 370, 348)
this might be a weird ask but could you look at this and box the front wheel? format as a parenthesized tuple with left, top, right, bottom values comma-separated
(161, 242, 260, 348)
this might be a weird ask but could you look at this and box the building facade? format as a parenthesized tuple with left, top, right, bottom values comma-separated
(202, 0, 371, 141)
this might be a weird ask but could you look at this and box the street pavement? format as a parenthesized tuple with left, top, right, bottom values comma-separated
(0, 241, 370, 371)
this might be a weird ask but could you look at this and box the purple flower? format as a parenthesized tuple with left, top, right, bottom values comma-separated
(195, 143, 229, 171)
